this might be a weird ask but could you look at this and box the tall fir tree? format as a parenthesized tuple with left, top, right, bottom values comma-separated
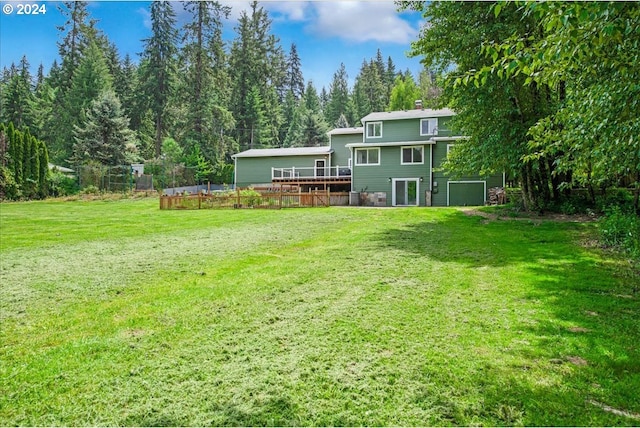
(229, 1, 286, 149)
(59, 41, 113, 162)
(1, 57, 34, 130)
(286, 43, 305, 100)
(325, 63, 351, 128)
(178, 0, 232, 160)
(140, 0, 179, 157)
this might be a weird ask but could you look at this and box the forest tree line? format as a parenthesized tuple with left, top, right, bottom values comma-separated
(0, 0, 437, 187)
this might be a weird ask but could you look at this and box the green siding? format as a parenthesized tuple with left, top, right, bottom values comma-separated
(431, 141, 504, 207)
(235, 155, 329, 187)
(363, 117, 453, 144)
(352, 145, 431, 206)
(330, 133, 360, 167)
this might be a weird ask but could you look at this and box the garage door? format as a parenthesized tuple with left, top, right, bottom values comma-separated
(448, 181, 485, 206)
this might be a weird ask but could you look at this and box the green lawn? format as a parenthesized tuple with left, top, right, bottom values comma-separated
(0, 199, 638, 426)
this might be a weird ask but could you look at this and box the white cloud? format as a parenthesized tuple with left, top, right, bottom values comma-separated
(138, 7, 151, 30)
(306, 2, 418, 44)
(219, 1, 310, 23)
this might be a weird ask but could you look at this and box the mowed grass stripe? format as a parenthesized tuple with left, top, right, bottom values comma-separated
(0, 200, 638, 426)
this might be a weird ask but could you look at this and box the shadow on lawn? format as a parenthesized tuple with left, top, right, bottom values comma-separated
(374, 210, 640, 425)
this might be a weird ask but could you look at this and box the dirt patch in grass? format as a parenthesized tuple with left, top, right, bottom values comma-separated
(460, 208, 598, 223)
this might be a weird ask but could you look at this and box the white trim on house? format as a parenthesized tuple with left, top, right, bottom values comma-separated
(232, 147, 333, 158)
(346, 140, 435, 149)
(366, 121, 383, 139)
(328, 127, 363, 136)
(447, 180, 487, 206)
(354, 147, 380, 166)
(392, 178, 420, 207)
(361, 108, 455, 122)
(400, 145, 424, 165)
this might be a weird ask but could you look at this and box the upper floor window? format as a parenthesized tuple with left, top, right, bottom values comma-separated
(366, 122, 382, 138)
(355, 147, 380, 165)
(401, 146, 424, 165)
(420, 118, 438, 136)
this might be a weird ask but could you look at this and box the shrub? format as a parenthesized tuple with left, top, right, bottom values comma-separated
(80, 185, 101, 195)
(0, 166, 20, 200)
(599, 206, 640, 258)
(50, 171, 79, 197)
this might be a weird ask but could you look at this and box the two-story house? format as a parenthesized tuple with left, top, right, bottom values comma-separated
(232, 106, 504, 206)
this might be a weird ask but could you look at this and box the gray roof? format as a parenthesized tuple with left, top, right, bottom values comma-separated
(232, 146, 333, 158)
(328, 127, 363, 136)
(361, 108, 455, 123)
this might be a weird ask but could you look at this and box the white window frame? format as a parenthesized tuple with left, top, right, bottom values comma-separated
(401, 145, 424, 165)
(392, 178, 420, 207)
(354, 147, 380, 166)
(420, 118, 438, 136)
(366, 121, 383, 139)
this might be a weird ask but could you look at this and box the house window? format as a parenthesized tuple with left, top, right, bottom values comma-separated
(401, 146, 424, 165)
(420, 118, 438, 136)
(355, 147, 380, 165)
(366, 122, 382, 138)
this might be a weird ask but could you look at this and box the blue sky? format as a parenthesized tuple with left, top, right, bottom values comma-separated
(0, 1, 426, 90)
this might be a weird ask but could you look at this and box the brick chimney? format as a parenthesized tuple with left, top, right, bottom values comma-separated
(414, 99, 423, 109)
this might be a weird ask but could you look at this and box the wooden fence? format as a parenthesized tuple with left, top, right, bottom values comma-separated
(159, 189, 348, 210)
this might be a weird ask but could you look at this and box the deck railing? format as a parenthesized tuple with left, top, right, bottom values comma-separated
(272, 166, 351, 180)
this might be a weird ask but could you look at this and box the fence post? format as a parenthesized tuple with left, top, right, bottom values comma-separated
(279, 184, 283, 209)
(236, 188, 241, 208)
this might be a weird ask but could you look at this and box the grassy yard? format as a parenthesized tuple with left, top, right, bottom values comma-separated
(0, 199, 638, 426)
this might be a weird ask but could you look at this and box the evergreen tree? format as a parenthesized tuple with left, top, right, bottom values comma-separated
(286, 43, 305, 99)
(140, 0, 179, 156)
(280, 89, 298, 144)
(229, 1, 286, 149)
(179, 1, 230, 143)
(72, 90, 137, 166)
(353, 59, 386, 118)
(335, 113, 349, 128)
(114, 54, 138, 128)
(1, 57, 34, 129)
(56, 1, 94, 89)
(303, 81, 322, 114)
(243, 86, 268, 149)
(58, 41, 113, 162)
(325, 63, 351, 127)
(300, 113, 329, 147)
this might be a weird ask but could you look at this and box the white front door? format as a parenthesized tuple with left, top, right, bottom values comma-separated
(392, 179, 419, 206)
